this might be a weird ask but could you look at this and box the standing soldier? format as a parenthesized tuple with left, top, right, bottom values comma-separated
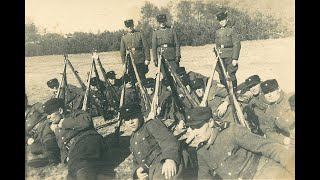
(120, 19, 151, 81)
(152, 14, 181, 72)
(214, 11, 241, 92)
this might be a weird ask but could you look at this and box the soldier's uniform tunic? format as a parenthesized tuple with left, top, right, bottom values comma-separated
(25, 103, 60, 163)
(53, 110, 107, 179)
(120, 29, 150, 81)
(130, 118, 183, 180)
(215, 23, 241, 89)
(152, 25, 181, 72)
(254, 91, 295, 145)
(197, 122, 294, 179)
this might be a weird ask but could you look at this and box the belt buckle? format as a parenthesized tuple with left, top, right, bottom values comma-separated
(221, 45, 224, 48)
(163, 44, 168, 48)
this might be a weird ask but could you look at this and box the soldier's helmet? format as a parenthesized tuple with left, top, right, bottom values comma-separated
(156, 14, 167, 23)
(216, 11, 227, 21)
(124, 19, 134, 28)
(47, 78, 59, 89)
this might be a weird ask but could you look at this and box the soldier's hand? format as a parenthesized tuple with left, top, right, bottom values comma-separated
(136, 167, 148, 180)
(162, 159, 177, 179)
(154, 60, 158, 67)
(177, 120, 185, 130)
(50, 124, 58, 132)
(144, 60, 150, 66)
(27, 138, 34, 145)
(232, 59, 238, 66)
(58, 119, 64, 128)
(216, 101, 229, 117)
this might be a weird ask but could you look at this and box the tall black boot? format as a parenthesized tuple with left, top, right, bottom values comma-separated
(44, 138, 61, 165)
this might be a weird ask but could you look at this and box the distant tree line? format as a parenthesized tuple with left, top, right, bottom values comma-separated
(25, 1, 290, 57)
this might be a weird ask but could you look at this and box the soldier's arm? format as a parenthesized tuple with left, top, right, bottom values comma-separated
(146, 119, 181, 164)
(132, 153, 140, 179)
(152, 31, 158, 62)
(197, 151, 214, 179)
(141, 33, 150, 61)
(256, 110, 287, 144)
(61, 112, 93, 130)
(231, 28, 241, 60)
(232, 124, 294, 173)
(173, 28, 181, 58)
(214, 29, 221, 48)
(120, 36, 126, 64)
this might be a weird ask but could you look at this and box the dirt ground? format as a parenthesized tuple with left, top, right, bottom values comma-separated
(25, 37, 295, 179)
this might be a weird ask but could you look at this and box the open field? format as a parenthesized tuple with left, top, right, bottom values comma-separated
(25, 37, 295, 179)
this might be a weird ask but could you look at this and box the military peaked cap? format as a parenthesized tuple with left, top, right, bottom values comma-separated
(142, 78, 155, 88)
(260, 79, 279, 94)
(176, 67, 186, 76)
(43, 98, 64, 115)
(156, 14, 167, 22)
(237, 82, 249, 95)
(124, 19, 134, 27)
(216, 11, 227, 21)
(185, 107, 213, 129)
(106, 70, 116, 79)
(245, 75, 261, 88)
(47, 78, 59, 89)
(120, 102, 142, 120)
(191, 78, 204, 90)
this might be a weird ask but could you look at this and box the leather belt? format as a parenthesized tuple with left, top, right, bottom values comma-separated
(220, 45, 233, 48)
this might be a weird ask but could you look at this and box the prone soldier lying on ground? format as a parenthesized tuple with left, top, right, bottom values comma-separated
(121, 102, 185, 180)
(43, 98, 109, 180)
(185, 107, 294, 179)
(253, 79, 295, 147)
(25, 94, 61, 168)
(47, 78, 84, 112)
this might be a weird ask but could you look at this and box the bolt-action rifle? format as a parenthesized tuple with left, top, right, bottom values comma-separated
(213, 47, 249, 129)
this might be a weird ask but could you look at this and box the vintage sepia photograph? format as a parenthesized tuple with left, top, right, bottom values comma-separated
(25, 0, 295, 179)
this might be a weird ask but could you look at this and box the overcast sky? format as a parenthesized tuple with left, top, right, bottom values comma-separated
(25, 0, 172, 34)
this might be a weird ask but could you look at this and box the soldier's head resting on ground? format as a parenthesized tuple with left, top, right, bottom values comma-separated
(106, 70, 116, 85)
(245, 75, 262, 96)
(124, 19, 134, 33)
(261, 79, 282, 103)
(216, 11, 228, 27)
(43, 98, 65, 124)
(120, 102, 144, 132)
(47, 78, 59, 93)
(185, 107, 222, 145)
(156, 14, 167, 28)
(191, 78, 205, 98)
(142, 78, 155, 95)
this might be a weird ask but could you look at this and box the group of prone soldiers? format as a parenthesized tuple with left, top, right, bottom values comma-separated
(25, 64, 295, 180)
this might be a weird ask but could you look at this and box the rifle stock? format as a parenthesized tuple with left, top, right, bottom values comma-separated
(82, 58, 95, 111)
(128, 50, 151, 112)
(56, 59, 67, 98)
(213, 47, 249, 129)
(147, 49, 162, 120)
(163, 59, 199, 108)
(96, 57, 120, 104)
(199, 54, 219, 107)
(113, 55, 128, 146)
